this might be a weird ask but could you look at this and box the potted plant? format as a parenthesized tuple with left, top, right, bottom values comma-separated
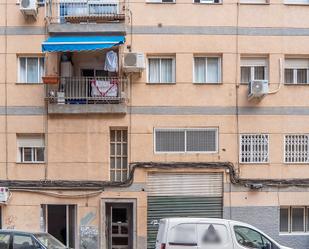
(42, 76, 59, 84)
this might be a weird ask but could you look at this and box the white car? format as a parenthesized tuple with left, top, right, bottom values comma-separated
(155, 218, 293, 249)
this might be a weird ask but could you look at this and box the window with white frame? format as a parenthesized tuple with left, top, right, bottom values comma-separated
(155, 128, 218, 153)
(284, 135, 309, 163)
(240, 134, 269, 163)
(285, 59, 309, 84)
(240, 57, 268, 83)
(280, 207, 309, 233)
(148, 57, 175, 83)
(110, 129, 128, 182)
(18, 57, 44, 83)
(17, 134, 45, 163)
(194, 56, 221, 83)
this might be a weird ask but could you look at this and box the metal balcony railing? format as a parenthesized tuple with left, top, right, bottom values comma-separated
(45, 0, 125, 23)
(46, 77, 127, 104)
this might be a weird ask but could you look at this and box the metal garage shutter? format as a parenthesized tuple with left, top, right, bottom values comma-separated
(147, 173, 223, 249)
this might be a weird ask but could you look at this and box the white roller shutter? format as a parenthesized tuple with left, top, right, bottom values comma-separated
(147, 173, 223, 197)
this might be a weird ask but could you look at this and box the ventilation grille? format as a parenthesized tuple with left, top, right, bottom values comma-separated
(155, 128, 218, 153)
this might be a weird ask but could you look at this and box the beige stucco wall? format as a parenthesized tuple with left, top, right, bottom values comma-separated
(1, 0, 309, 247)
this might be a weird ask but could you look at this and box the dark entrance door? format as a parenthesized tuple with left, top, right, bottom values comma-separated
(106, 203, 133, 249)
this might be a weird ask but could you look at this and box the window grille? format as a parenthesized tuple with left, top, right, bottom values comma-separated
(285, 135, 309, 163)
(110, 129, 128, 182)
(240, 134, 269, 163)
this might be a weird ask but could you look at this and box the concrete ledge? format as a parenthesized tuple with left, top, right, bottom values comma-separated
(48, 23, 126, 35)
(47, 103, 127, 114)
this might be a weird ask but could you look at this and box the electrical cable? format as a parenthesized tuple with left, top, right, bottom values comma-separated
(4, 161, 309, 191)
(10, 189, 103, 198)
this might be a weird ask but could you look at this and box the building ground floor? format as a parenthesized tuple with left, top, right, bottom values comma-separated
(1, 167, 309, 249)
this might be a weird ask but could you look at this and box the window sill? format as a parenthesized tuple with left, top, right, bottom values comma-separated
(146, 1, 176, 4)
(154, 151, 218, 154)
(16, 82, 43, 85)
(239, 1, 269, 5)
(16, 162, 46, 165)
(280, 233, 309, 236)
(284, 162, 309, 165)
(284, 2, 309, 6)
(284, 83, 309, 86)
(193, 2, 222, 4)
(146, 82, 176, 85)
(193, 82, 223, 85)
(239, 162, 270, 165)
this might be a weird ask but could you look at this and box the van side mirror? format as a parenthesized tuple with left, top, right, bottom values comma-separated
(151, 220, 159, 226)
(264, 243, 272, 249)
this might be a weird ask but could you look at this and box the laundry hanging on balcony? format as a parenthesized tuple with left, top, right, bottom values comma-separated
(42, 36, 125, 52)
(104, 50, 118, 72)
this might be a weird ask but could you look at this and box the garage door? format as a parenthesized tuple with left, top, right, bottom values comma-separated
(147, 173, 223, 249)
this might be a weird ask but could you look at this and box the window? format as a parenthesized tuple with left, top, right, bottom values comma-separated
(285, 135, 309, 163)
(234, 226, 274, 249)
(194, 57, 221, 83)
(19, 57, 44, 83)
(240, 134, 269, 163)
(155, 128, 218, 153)
(284, 59, 309, 84)
(280, 207, 289, 233)
(13, 235, 35, 249)
(169, 224, 197, 246)
(197, 223, 229, 246)
(148, 57, 175, 83)
(280, 206, 309, 233)
(240, 57, 268, 83)
(0, 233, 10, 249)
(110, 129, 128, 182)
(17, 134, 45, 163)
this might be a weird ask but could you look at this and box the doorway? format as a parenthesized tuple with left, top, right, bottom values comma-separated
(105, 203, 133, 249)
(41, 205, 76, 248)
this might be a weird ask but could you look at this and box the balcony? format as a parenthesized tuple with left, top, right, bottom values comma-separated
(45, 0, 126, 34)
(46, 77, 128, 114)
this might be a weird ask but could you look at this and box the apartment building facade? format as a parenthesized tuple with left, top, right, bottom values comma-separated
(1, 0, 309, 248)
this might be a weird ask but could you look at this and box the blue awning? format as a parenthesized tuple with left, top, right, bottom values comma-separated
(42, 36, 125, 52)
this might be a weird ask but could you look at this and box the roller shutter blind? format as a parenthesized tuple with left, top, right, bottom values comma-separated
(147, 173, 223, 249)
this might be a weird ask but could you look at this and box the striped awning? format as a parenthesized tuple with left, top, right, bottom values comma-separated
(42, 36, 125, 52)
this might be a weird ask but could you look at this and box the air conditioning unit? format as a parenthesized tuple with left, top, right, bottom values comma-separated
(20, 0, 38, 18)
(123, 53, 145, 73)
(0, 187, 10, 204)
(248, 80, 269, 101)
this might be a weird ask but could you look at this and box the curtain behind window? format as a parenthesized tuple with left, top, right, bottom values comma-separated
(241, 67, 251, 83)
(19, 58, 27, 83)
(254, 66, 265, 80)
(161, 59, 173, 83)
(207, 57, 219, 83)
(149, 58, 160, 83)
(194, 57, 206, 83)
(27, 58, 39, 83)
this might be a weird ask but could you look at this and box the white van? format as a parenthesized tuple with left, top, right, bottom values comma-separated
(155, 218, 292, 249)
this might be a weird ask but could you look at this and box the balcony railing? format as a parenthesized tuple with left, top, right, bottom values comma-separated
(45, 0, 125, 23)
(46, 77, 127, 104)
